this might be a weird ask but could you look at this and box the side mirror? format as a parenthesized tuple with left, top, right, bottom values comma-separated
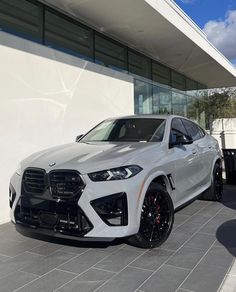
(170, 133, 193, 147)
(75, 134, 84, 142)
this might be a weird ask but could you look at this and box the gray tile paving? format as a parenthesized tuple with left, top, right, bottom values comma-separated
(173, 222, 201, 236)
(0, 184, 235, 292)
(186, 213, 212, 225)
(59, 250, 110, 274)
(0, 238, 41, 257)
(199, 213, 235, 235)
(161, 231, 190, 251)
(166, 246, 205, 270)
(58, 245, 90, 255)
(131, 248, 174, 271)
(0, 228, 26, 243)
(16, 269, 76, 292)
(94, 247, 142, 272)
(21, 250, 76, 276)
(140, 264, 190, 292)
(197, 202, 223, 216)
(173, 214, 191, 229)
(0, 270, 38, 292)
(185, 233, 216, 250)
(181, 262, 228, 292)
(55, 268, 115, 292)
(176, 289, 195, 292)
(177, 203, 204, 216)
(200, 246, 234, 269)
(95, 266, 152, 292)
(0, 252, 44, 279)
(29, 242, 64, 256)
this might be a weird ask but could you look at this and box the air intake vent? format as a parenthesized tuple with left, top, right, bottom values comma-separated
(23, 168, 46, 194)
(49, 170, 84, 199)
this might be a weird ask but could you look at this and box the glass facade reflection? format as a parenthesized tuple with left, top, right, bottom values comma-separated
(134, 78, 207, 128)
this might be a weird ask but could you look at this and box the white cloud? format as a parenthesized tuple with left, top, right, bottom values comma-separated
(203, 10, 236, 61)
(179, 0, 195, 3)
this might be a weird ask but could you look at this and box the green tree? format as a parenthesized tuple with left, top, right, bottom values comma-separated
(188, 88, 236, 129)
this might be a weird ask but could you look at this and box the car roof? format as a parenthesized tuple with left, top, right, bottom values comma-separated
(106, 114, 185, 120)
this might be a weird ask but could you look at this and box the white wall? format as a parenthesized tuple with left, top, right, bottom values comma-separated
(0, 31, 134, 224)
(211, 118, 236, 150)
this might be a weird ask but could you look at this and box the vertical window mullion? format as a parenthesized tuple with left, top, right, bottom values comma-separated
(124, 46, 128, 72)
(39, 4, 45, 44)
(91, 29, 95, 62)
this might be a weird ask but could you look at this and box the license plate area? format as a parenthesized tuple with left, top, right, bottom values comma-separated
(15, 196, 93, 236)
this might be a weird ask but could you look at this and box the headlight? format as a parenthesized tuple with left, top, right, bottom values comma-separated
(16, 163, 22, 176)
(88, 165, 143, 181)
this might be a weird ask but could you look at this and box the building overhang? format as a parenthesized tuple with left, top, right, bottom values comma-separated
(42, 0, 236, 88)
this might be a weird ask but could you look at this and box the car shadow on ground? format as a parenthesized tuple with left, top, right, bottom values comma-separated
(16, 226, 125, 249)
(216, 184, 236, 257)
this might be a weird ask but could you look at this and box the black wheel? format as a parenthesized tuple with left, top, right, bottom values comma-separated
(128, 183, 174, 248)
(201, 163, 223, 201)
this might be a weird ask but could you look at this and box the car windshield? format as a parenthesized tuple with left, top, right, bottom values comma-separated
(80, 118, 166, 142)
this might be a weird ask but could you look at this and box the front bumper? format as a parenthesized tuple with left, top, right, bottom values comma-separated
(10, 168, 145, 239)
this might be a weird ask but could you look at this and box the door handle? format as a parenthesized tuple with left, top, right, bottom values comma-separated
(192, 149, 197, 155)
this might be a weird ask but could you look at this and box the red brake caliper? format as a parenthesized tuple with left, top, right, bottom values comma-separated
(156, 204, 161, 224)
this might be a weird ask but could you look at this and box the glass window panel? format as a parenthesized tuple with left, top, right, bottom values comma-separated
(172, 90, 187, 116)
(186, 78, 198, 91)
(187, 95, 206, 129)
(152, 62, 171, 86)
(95, 34, 126, 71)
(134, 80, 153, 114)
(0, 0, 42, 41)
(128, 51, 151, 78)
(172, 90, 186, 104)
(152, 85, 160, 114)
(198, 83, 207, 90)
(172, 104, 187, 116)
(172, 71, 186, 91)
(182, 119, 203, 141)
(171, 118, 188, 136)
(158, 87, 172, 115)
(45, 9, 93, 59)
(170, 118, 190, 144)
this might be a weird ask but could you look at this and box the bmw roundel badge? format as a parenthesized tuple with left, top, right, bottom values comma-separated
(49, 162, 56, 167)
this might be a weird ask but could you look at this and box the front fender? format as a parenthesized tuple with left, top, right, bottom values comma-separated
(135, 170, 172, 228)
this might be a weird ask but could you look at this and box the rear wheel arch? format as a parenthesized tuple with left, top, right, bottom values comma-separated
(215, 158, 222, 167)
(201, 159, 223, 201)
(211, 157, 222, 172)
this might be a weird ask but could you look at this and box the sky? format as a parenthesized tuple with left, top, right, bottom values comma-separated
(174, 0, 236, 64)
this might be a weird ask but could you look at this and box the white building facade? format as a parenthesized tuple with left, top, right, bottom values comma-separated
(0, 0, 236, 223)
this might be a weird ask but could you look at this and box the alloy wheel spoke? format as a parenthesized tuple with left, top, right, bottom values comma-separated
(140, 191, 171, 243)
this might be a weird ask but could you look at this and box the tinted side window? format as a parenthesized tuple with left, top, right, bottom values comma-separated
(95, 34, 127, 71)
(198, 126, 206, 138)
(182, 119, 202, 141)
(0, 0, 42, 41)
(170, 118, 189, 145)
(45, 9, 93, 59)
(150, 121, 166, 142)
(171, 118, 188, 136)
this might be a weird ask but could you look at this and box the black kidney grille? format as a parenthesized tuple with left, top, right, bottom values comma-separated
(23, 168, 46, 194)
(49, 171, 84, 199)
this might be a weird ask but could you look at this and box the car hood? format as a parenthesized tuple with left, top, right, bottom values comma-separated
(21, 141, 160, 174)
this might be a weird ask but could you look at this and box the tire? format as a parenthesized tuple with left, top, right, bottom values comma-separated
(201, 163, 223, 201)
(127, 183, 174, 248)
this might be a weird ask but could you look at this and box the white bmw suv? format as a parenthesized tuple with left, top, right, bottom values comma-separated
(9, 115, 223, 248)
